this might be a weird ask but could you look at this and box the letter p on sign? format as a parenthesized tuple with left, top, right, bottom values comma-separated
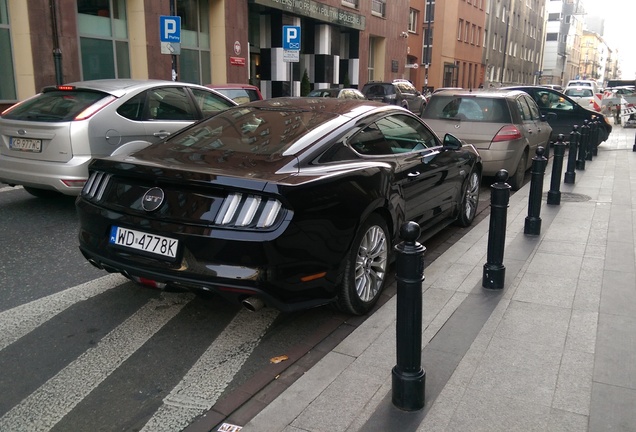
(283, 26, 301, 50)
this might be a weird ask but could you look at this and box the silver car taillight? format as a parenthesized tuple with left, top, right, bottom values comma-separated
(215, 193, 283, 229)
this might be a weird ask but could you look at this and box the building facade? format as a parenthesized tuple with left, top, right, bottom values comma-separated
(1, 0, 416, 108)
(482, 0, 546, 87)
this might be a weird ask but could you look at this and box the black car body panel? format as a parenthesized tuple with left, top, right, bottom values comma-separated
(503, 86, 612, 144)
(77, 98, 481, 312)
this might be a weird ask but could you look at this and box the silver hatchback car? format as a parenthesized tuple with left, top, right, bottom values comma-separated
(0, 79, 236, 197)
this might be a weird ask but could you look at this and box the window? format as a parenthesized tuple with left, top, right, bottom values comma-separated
(546, 33, 558, 41)
(408, 9, 418, 33)
(458, 20, 463, 41)
(177, 0, 211, 85)
(341, 0, 358, 7)
(371, 0, 386, 17)
(368, 37, 377, 81)
(0, 0, 16, 101)
(422, 28, 433, 65)
(425, 0, 435, 23)
(548, 13, 560, 21)
(77, 0, 130, 80)
(464, 21, 469, 43)
(471, 24, 476, 45)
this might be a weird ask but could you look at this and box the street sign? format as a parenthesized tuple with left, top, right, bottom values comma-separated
(160, 16, 181, 43)
(283, 26, 300, 50)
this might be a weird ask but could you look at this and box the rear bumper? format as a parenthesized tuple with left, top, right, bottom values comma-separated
(0, 154, 91, 195)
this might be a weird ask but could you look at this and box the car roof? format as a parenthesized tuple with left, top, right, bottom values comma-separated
(206, 83, 260, 90)
(45, 79, 216, 98)
(431, 88, 526, 99)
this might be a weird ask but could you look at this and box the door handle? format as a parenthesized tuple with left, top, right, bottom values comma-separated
(153, 131, 171, 139)
(407, 171, 420, 177)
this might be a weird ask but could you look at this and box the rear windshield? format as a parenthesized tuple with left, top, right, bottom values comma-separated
(363, 84, 395, 97)
(422, 96, 511, 123)
(2, 90, 107, 122)
(565, 88, 593, 97)
(157, 105, 338, 157)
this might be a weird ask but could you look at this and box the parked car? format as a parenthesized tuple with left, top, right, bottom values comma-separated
(306, 88, 366, 99)
(566, 80, 601, 94)
(422, 89, 551, 190)
(361, 80, 427, 116)
(504, 86, 612, 145)
(76, 98, 482, 315)
(0, 79, 237, 197)
(205, 83, 263, 104)
(564, 86, 599, 112)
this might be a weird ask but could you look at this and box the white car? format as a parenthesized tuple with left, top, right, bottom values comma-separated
(564, 86, 598, 112)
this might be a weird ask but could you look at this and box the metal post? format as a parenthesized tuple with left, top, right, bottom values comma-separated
(633, 133, 636, 152)
(586, 120, 595, 161)
(524, 146, 548, 235)
(548, 135, 566, 205)
(483, 170, 510, 290)
(170, 0, 178, 81)
(392, 221, 426, 411)
(564, 126, 578, 184)
(576, 120, 588, 170)
(591, 119, 599, 156)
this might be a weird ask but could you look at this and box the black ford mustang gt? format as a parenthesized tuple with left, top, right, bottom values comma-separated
(76, 98, 482, 315)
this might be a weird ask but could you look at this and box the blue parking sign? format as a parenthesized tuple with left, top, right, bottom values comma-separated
(283, 26, 301, 51)
(160, 16, 181, 43)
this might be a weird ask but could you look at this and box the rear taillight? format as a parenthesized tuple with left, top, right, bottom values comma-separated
(74, 95, 117, 120)
(492, 125, 523, 142)
(215, 193, 283, 229)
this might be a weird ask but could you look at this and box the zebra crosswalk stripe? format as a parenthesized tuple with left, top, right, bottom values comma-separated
(0, 273, 128, 351)
(0, 292, 192, 432)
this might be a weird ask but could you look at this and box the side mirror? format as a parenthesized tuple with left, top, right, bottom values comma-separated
(443, 133, 463, 150)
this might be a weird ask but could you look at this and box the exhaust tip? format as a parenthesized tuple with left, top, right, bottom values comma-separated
(242, 296, 265, 312)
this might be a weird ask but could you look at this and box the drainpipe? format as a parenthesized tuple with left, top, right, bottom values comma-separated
(50, 0, 63, 85)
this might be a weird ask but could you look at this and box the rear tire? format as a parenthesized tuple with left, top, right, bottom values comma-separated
(23, 187, 61, 199)
(456, 170, 480, 227)
(509, 151, 527, 191)
(336, 214, 389, 315)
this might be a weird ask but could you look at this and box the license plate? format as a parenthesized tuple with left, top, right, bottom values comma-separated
(109, 226, 178, 259)
(10, 137, 42, 152)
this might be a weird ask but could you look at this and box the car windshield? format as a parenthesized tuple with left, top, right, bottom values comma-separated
(214, 89, 260, 104)
(2, 89, 108, 122)
(156, 105, 338, 158)
(422, 96, 510, 122)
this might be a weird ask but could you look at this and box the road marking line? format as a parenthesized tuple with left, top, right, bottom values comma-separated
(0, 292, 192, 432)
(141, 308, 279, 432)
(0, 273, 128, 351)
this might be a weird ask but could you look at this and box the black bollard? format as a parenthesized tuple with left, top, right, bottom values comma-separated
(548, 135, 566, 205)
(586, 120, 595, 161)
(576, 120, 588, 170)
(591, 119, 599, 157)
(633, 133, 636, 152)
(524, 146, 548, 235)
(392, 221, 426, 411)
(483, 170, 510, 290)
(564, 126, 578, 184)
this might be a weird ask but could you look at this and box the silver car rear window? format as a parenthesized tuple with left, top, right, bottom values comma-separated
(2, 90, 107, 122)
(422, 96, 511, 123)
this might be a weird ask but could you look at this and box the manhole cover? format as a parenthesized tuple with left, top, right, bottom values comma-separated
(542, 192, 591, 202)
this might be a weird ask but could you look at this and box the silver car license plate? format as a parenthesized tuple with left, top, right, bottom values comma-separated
(10, 137, 42, 152)
(109, 226, 178, 259)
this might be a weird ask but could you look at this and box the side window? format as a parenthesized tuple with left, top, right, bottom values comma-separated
(550, 93, 574, 111)
(524, 95, 541, 120)
(147, 87, 196, 121)
(376, 114, 437, 152)
(191, 88, 235, 117)
(516, 97, 531, 120)
(117, 92, 145, 121)
(349, 123, 394, 156)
